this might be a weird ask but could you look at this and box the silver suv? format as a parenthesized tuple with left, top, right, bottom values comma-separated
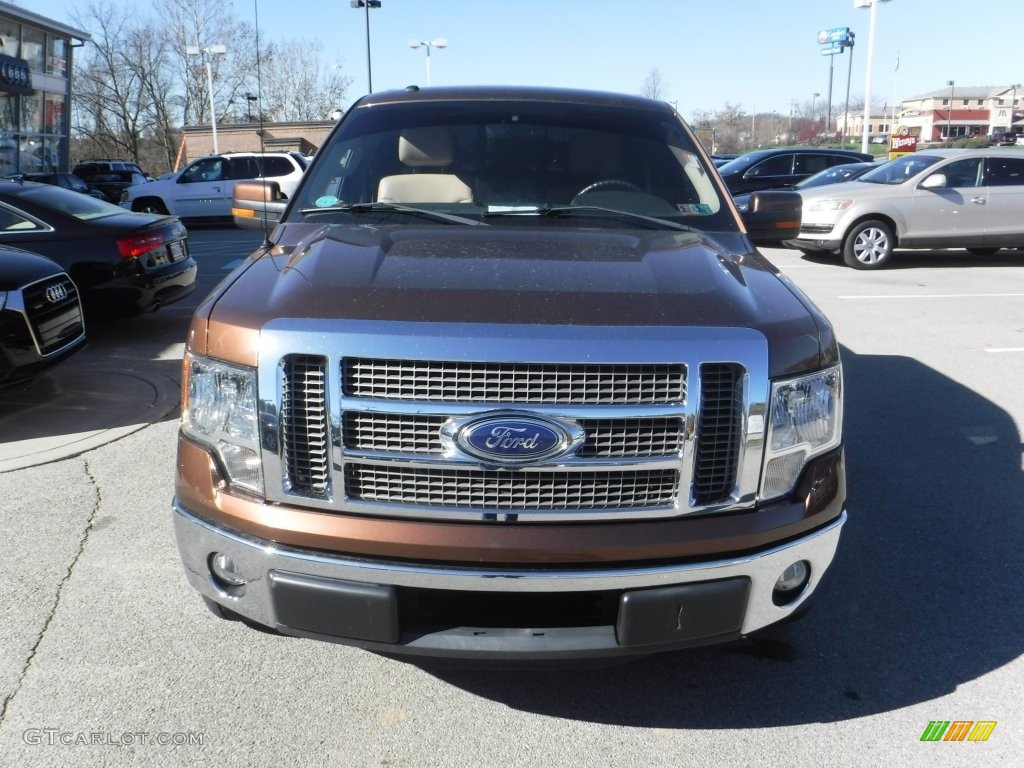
(788, 148, 1024, 268)
(120, 152, 306, 219)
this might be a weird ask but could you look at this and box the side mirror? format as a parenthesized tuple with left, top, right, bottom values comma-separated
(233, 180, 286, 229)
(740, 190, 802, 245)
(920, 173, 947, 189)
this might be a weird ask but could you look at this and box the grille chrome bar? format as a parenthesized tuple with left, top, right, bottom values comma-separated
(343, 358, 685, 405)
(342, 412, 683, 459)
(346, 465, 679, 510)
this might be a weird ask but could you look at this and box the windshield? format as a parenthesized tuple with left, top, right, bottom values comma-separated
(292, 99, 732, 231)
(857, 155, 943, 185)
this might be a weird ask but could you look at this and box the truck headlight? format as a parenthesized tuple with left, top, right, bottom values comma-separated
(182, 352, 263, 494)
(761, 365, 842, 500)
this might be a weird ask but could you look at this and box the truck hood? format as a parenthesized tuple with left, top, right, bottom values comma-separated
(201, 223, 832, 376)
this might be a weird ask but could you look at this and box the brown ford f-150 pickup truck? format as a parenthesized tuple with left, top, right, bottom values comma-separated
(174, 85, 845, 661)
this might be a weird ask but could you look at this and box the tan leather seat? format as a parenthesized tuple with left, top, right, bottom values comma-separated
(377, 127, 473, 204)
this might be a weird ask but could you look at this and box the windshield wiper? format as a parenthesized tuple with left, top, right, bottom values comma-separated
(298, 202, 486, 226)
(483, 205, 698, 232)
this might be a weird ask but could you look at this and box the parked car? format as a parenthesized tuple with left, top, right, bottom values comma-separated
(0, 245, 86, 387)
(76, 169, 151, 204)
(0, 180, 196, 315)
(716, 147, 875, 194)
(988, 131, 1017, 146)
(73, 159, 148, 179)
(788, 148, 1024, 268)
(22, 172, 106, 199)
(120, 151, 307, 219)
(177, 85, 846, 662)
(732, 161, 876, 212)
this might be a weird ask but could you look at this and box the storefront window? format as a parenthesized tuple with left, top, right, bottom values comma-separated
(0, 93, 15, 131)
(43, 137, 64, 171)
(19, 136, 44, 172)
(47, 36, 67, 77)
(0, 21, 19, 57)
(19, 91, 41, 132)
(44, 93, 65, 134)
(21, 26, 45, 71)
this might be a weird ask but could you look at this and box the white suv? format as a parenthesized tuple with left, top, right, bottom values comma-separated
(120, 152, 307, 219)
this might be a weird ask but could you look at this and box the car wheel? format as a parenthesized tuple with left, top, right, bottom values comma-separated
(966, 247, 1000, 256)
(843, 219, 894, 269)
(133, 198, 168, 215)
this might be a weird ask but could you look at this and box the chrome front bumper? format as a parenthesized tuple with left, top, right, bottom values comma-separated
(174, 500, 846, 659)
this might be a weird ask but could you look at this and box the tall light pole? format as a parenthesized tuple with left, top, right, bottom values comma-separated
(946, 80, 955, 146)
(856, 0, 892, 154)
(350, 0, 381, 93)
(812, 92, 820, 128)
(186, 44, 226, 153)
(1009, 83, 1020, 132)
(409, 38, 447, 86)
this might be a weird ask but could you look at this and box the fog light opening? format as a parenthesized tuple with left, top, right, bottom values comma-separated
(209, 552, 247, 596)
(772, 560, 810, 606)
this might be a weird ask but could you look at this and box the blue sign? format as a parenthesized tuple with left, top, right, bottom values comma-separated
(820, 44, 844, 55)
(817, 27, 850, 44)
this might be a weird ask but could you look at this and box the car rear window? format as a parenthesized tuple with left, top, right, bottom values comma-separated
(16, 184, 128, 221)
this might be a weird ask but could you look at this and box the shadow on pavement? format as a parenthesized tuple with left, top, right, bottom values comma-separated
(421, 347, 1024, 726)
(799, 246, 1024, 270)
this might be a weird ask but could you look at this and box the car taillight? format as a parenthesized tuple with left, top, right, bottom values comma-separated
(117, 232, 165, 259)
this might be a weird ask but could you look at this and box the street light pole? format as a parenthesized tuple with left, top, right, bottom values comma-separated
(812, 92, 820, 128)
(350, 0, 381, 93)
(946, 80, 955, 146)
(186, 44, 226, 154)
(409, 38, 447, 86)
(1010, 83, 1020, 132)
(856, 0, 893, 154)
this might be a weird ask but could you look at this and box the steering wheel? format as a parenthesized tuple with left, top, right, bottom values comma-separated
(573, 179, 643, 197)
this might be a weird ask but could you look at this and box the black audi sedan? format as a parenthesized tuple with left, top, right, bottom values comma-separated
(716, 147, 875, 194)
(0, 245, 86, 387)
(0, 180, 197, 317)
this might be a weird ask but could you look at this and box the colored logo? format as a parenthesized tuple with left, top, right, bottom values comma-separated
(442, 412, 583, 466)
(920, 721, 997, 742)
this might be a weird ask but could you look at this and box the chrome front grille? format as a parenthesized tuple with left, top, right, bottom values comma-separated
(21, 274, 84, 356)
(342, 358, 685, 404)
(260, 323, 767, 523)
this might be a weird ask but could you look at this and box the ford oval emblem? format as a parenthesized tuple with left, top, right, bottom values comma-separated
(443, 413, 583, 466)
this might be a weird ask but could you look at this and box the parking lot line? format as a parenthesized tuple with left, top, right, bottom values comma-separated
(837, 292, 1024, 300)
(984, 347, 1024, 353)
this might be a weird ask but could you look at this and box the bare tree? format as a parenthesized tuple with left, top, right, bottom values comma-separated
(164, 0, 260, 127)
(258, 40, 353, 122)
(641, 69, 666, 101)
(71, 2, 164, 165)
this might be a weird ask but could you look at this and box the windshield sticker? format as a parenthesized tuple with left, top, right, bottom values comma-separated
(315, 195, 339, 208)
(677, 203, 712, 215)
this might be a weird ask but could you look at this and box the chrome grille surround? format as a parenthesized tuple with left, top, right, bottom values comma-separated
(257, 319, 769, 523)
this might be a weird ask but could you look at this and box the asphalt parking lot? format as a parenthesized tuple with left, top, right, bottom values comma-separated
(0, 228, 1021, 767)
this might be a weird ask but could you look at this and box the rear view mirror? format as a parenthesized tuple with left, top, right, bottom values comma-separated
(740, 190, 802, 245)
(233, 180, 287, 229)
